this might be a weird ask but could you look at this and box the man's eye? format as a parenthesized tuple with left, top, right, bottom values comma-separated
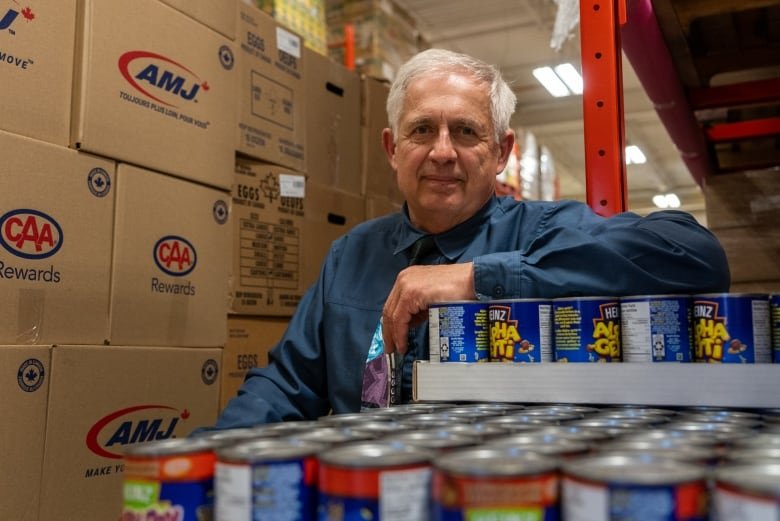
(459, 126, 476, 136)
(413, 126, 431, 135)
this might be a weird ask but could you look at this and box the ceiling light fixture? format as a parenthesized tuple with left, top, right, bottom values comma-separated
(532, 66, 570, 97)
(652, 193, 681, 209)
(625, 145, 647, 165)
(553, 63, 584, 95)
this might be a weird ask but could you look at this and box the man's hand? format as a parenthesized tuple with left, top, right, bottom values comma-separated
(382, 262, 475, 355)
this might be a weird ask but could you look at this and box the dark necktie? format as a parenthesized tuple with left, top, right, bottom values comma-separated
(397, 235, 439, 403)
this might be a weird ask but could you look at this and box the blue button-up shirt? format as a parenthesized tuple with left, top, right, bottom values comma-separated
(213, 196, 729, 428)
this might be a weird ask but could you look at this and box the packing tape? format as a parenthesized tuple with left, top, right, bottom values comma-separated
(17, 288, 45, 344)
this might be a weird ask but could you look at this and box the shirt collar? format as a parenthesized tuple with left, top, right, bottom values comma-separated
(393, 196, 499, 261)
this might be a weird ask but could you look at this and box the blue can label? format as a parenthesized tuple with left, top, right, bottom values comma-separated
(692, 294, 771, 363)
(489, 299, 552, 362)
(621, 295, 692, 362)
(771, 294, 780, 363)
(429, 302, 489, 362)
(553, 298, 621, 362)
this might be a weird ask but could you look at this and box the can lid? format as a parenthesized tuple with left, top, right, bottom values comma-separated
(318, 440, 431, 467)
(217, 438, 326, 462)
(123, 437, 219, 457)
(435, 447, 558, 476)
(716, 463, 780, 495)
(563, 453, 705, 484)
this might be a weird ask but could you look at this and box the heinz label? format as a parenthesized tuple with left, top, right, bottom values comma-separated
(554, 297, 621, 363)
(693, 294, 770, 363)
(489, 300, 552, 363)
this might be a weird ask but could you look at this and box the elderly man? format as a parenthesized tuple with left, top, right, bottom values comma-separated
(210, 49, 729, 428)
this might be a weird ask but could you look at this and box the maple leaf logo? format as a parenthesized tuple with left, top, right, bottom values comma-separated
(21, 7, 34, 21)
(201, 81, 210, 92)
(180, 409, 190, 420)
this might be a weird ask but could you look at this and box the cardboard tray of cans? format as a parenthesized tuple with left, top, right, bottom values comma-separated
(413, 362, 780, 409)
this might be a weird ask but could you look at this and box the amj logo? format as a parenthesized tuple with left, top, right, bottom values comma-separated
(86, 404, 189, 459)
(118, 50, 209, 107)
(0, 6, 35, 33)
(154, 235, 196, 276)
(0, 209, 63, 259)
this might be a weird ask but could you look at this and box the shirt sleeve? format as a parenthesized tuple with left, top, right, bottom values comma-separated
(473, 201, 730, 299)
(210, 257, 335, 429)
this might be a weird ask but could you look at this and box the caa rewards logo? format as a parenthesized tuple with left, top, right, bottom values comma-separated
(0, 208, 63, 259)
(86, 404, 189, 460)
(118, 50, 209, 108)
(154, 235, 196, 277)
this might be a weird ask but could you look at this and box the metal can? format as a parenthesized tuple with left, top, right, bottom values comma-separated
(692, 293, 771, 363)
(553, 296, 621, 362)
(714, 462, 780, 519)
(486, 432, 591, 459)
(562, 453, 709, 520)
(772, 294, 780, 363)
(621, 294, 693, 362)
(390, 430, 479, 454)
(214, 438, 325, 520)
(488, 298, 553, 362)
(431, 447, 559, 520)
(318, 440, 432, 521)
(122, 438, 219, 521)
(429, 301, 490, 362)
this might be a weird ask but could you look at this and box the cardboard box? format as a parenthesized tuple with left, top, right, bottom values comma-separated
(72, 0, 236, 190)
(361, 75, 404, 203)
(0, 1, 76, 146)
(365, 194, 402, 220)
(158, 0, 237, 40)
(302, 181, 366, 288)
(109, 164, 231, 347)
(303, 47, 363, 194)
(705, 168, 780, 229)
(230, 158, 306, 315)
(236, 1, 306, 171)
(221, 315, 289, 410)
(712, 225, 780, 285)
(0, 130, 114, 345)
(38, 345, 221, 521)
(1, 345, 50, 521)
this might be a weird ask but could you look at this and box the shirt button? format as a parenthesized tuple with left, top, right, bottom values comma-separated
(493, 285, 505, 297)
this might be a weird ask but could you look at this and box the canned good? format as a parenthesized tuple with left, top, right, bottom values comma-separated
(692, 293, 771, 363)
(215, 438, 325, 520)
(191, 427, 277, 445)
(390, 430, 479, 453)
(429, 301, 490, 362)
(553, 296, 621, 362)
(289, 426, 377, 446)
(122, 438, 219, 521)
(486, 432, 591, 458)
(620, 294, 692, 362)
(318, 441, 432, 521)
(772, 294, 780, 363)
(488, 299, 553, 362)
(714, 462, 780, 519)
(432, 448, 559, 520)
(562, 454, 709, 520)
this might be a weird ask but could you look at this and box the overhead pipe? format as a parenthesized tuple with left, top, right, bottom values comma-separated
(620, 0, 712, 186)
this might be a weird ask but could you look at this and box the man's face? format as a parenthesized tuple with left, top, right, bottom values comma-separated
(383, 72, 513, 234)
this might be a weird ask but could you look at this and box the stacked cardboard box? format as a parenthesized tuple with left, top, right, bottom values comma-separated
(326, 0, 422, 81)
(704, 168, 780, 293)
(254, 0, 329, 55)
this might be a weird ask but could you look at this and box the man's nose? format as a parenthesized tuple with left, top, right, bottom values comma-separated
(429, 129, 457, 162)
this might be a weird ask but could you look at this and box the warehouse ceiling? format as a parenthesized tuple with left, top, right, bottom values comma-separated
(393, 0, 780, 221)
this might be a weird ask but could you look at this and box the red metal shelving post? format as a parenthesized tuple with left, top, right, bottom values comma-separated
(579, 0, 628, 216)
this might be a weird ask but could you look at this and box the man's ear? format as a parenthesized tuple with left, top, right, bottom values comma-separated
(495, 129, 516, 174)
(382, 128, 398, 171)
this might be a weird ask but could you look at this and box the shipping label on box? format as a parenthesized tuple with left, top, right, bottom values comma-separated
(236, 1, 306, 171)
(0, 345, 50, 521)
(0, 0, 77, 146)
(303, 47, 362, 194)
(0, 130, 115, 345)
(221, 315, 289, 410)
(72, 0, 236, 190)
(38, 345, 221, 521)
(109, 164, 231, 347)
(231, 158, 306, 315)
